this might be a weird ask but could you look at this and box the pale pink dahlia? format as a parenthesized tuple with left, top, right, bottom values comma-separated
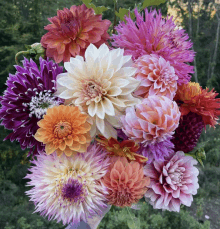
(25, 144, 110, 225)
(144, 151, 199, 212)
(112, 8, 194, 85)
(121, 95, 181, 145)
(134, 54, 178, 100)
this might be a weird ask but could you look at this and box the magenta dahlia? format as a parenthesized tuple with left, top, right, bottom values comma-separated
(0, 57, 63, 156)
(144, 151, 199, 212)
(112, 8, 194, 85)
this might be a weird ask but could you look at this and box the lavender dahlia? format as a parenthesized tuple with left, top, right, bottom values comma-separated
(25, 144, 110, 225)
(139, 137, 175, 164)
(0, 57, 63, 156)
(112, 8, 194, 85)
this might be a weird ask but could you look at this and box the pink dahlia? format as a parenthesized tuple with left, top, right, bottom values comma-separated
(41, 4, 111, 63)
(134, 54, 178, 100)
(144, 151, 199, 212)
(121, 95, 181, 145)
(112, 8, 194, 85)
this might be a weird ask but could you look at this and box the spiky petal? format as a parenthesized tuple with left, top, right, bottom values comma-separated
(175, 82, 220, 128)
(0, 57, 63, 156)
(25, 144, 110, 225)
(112, 8, 194, 85)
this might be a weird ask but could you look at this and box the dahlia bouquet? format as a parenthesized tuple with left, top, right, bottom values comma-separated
(1, 0, 220, 228)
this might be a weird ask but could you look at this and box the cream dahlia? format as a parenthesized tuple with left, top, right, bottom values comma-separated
(54, 43, 141, 138)
(25, 144, 110, 225)
(41, 4, 111, 63)
(121, 95, 181, 145)
(144, 151, 199, 212)
(134, 54, 178, 100)
(101, 156, 150, 207)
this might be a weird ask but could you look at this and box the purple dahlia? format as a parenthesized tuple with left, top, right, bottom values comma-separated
(111, 8, 195, 85)
(138, 137, 175, 164)
(0, 57, 63, 156)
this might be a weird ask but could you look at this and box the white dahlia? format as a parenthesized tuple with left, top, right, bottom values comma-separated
(54, 43, 140, 138)
(25, 144, 110, 226)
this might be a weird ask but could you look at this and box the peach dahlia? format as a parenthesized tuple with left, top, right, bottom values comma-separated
(34, 105, 91, 156)
(101, 156, 150, 207)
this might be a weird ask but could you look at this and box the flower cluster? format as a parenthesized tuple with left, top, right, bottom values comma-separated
(0, 3, 219, 228)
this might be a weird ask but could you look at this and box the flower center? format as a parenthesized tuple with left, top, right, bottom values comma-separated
(169, 167, 185, 185)
(61, 178, 83, 201)
(26, 90, 62, 119)
(54, 121, 72, 138)
(83, 80, 107, 104)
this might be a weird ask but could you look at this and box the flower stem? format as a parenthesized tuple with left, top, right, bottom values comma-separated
(15, 51, 29, 65)
(126, 207, 137, 229)
(113, 0, 118, 35)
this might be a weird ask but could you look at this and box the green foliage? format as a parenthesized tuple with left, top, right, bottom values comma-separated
(115, 8, 135, 21)
(142, 0, 166, 8)
(81, 0, 109, 14)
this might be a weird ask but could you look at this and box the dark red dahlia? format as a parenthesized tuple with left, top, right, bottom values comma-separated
(171, 112, 205, 153)
(0, 57, 63, 156)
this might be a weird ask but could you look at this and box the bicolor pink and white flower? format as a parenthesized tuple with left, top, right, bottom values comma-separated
(134, 54, 178, 100)
(25, 144, 110, 225)
(121, 95, 181, 145)
(144, 151, 199, 212)
(54, 43, 141, 139)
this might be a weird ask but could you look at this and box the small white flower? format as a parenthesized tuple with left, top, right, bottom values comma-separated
(54, 43, 140, 138)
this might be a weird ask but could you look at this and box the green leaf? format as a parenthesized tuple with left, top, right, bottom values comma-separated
(94, 6, 109, 15)
(115, 8, 135, 22)
(81, 0, 92, 4)
(143, 0, 166, 8)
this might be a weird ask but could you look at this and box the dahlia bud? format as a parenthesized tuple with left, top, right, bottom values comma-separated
(15, 43, 46, 65)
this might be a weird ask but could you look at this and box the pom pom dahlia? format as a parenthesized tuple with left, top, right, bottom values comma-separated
(34, 105, 91, 157)
(54, 43, 141, 138)
(134, 54, 178, 100)
(144, 151, 199, 212)
(102, 156, 150, 207)
(25, 144, 110, 225)
(41, 4, 111, 63)
(171, 112, 204, 153)
(112, 8, 194, 85)
(175, 82, 220, 128)
(121, 95, 181, 145)
(0, 57, 63, 156)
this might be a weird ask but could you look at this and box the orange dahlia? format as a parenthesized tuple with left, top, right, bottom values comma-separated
(41, 4, 111, 63)
(34, 105, 91, 156)
(96, 135, 148, 164)
(175, 82, 220, 128)
(102, 156, 150, 207)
